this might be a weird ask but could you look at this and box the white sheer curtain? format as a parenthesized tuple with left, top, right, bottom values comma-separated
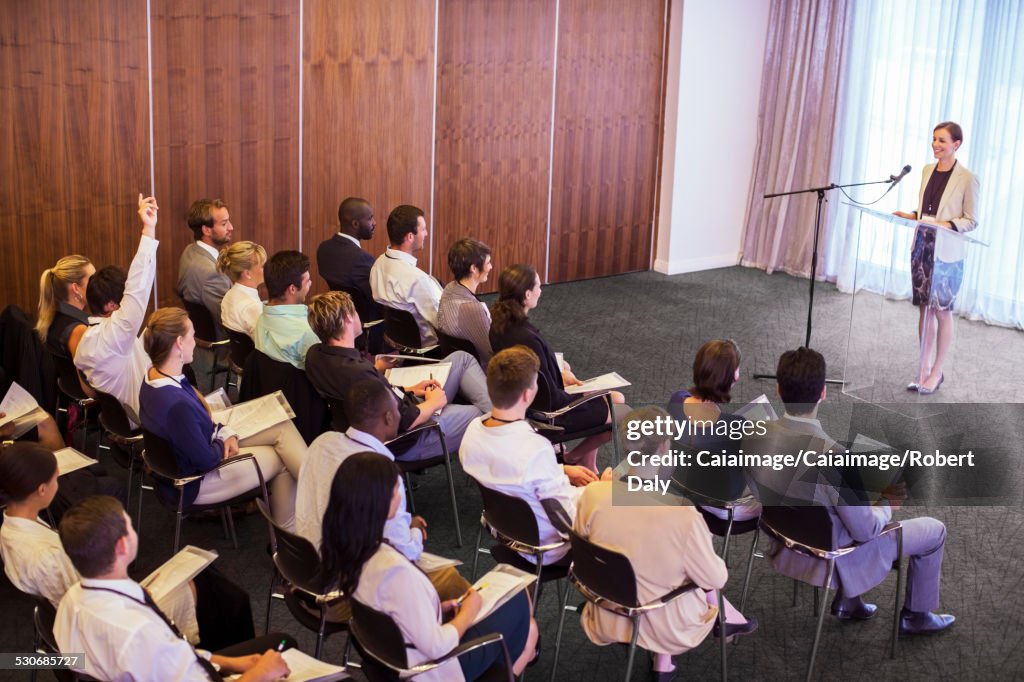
(824, 0, 1024, 328)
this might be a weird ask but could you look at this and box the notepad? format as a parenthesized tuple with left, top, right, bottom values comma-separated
(470, 564, 535, 625)
(223, 648, 347, 681)
(565, 372, 631, 395)
(385, 362, 451, 392)
(734, 394, 779, 422)
(53, 447, 99, 476)
(211, 391, 296, 440)
(415, 552, 463, 572)
(141, 545, 218, 604)
(0, 382, 49, 438)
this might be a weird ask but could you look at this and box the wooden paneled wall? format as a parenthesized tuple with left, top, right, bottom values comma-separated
(0, 0, 667, 314)
(0, 0, 150, 316)
(302, 0, 435, 296)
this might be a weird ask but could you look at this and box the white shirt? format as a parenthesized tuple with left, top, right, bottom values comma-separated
(353, 543, 462, 682)
(336, 231, 360, 246)
(369, 248, 443, 346)
(195, 239, 219, 261)
(296, 428, 423, 559)
(220, 282, 263, 337)
(0, 512, 200, 643)
(74, 235, 158, 427)
(459, 417, 579, 564)
(55, 578, 210, 682)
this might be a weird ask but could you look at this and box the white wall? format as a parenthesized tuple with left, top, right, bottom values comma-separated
(655, 0, 771, 275)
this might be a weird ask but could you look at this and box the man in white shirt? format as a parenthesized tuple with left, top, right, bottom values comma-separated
(459, 346, 611, 565)
(369, 204, 443, 346)
(74, 194, 158, 426)
(295, 379, 469, 618)
(176, 199, 233, 338)
(55, 495, 291, 682)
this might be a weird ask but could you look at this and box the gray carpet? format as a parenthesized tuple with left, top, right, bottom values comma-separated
(3, 266, 1023, 681)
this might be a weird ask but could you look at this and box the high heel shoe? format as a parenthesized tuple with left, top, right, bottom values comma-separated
(917, 373, 944, 395)
(906, 381, 920, 391)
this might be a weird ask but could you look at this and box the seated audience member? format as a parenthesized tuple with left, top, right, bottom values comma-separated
(36, 253, 94, 397)
(755, 347, 954, 633)
(437, 238, 494, 363)
(369, 204, 443, 346)
(488, 263, 628, 471)
(218, 240, 267, 338)
(73, 194, 159, 427)
(318, 197, 385, 352)
(0, 443, 253, 649)
(55, 496, 292, 681)
(295, 379, 470, 620)
(139, 307, 307, 530)
(575, 406, 756, 680)
(176, 198, 233, 336)
(253, 250, 318, 369)
(668, 339, 761, 522)
(321, 452, 538, 680)
(0, 363, 62, 450)
(460, 346, 610, 566)
(304, 291, 490, 459)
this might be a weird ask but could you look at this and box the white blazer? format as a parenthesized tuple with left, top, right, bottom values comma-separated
(915, 162, 980, 263)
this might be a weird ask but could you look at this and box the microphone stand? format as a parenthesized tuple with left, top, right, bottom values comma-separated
(753, 176, 896, 385)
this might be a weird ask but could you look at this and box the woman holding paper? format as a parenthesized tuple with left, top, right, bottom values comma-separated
(489, 264, 628, 471)
(0, 443, 200, 642)
(321, 452, 538, 681)
(138, 307, 308, 530)
(893, 121, 980, 395)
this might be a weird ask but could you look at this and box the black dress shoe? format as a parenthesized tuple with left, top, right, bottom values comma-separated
(830, 595, 878, 620)
(900, 609, 955, 634)
(713, 617, 758, 642)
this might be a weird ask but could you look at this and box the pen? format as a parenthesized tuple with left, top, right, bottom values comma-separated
(276, 639, 288, 652)
(457, 582, 489, 606)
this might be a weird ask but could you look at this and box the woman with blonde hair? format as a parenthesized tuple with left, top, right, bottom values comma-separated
(218, 240, 267, 338)
(36, 254, 95, 395)
(138, 307, 308, 529)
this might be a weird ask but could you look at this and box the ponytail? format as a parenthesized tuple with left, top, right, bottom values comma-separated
(36, 256, 92, 342)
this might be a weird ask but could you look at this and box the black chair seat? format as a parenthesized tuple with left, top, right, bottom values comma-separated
(283, 590, 349, 639)
(490, 543, 569, 583)
(697, 507, 761, 537)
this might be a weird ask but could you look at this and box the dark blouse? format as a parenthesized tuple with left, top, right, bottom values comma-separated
(920, 161, 956, 225)
(489, 317, 605, 432)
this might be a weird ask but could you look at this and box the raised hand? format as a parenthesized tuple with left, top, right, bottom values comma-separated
(137, 193, 159, 238)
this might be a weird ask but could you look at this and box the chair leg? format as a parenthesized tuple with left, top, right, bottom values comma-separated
(405, 472, 416, 513)
(173, 513, 183, 554)
(471, 522, 484, 580)
(717, 589, 727, 682)
(549, 582, 573, 682)
(721, 510, 735, 567)
(226, 508, 239, 549)
(624, 615, 640, 682)
(316, 608, 328, 659)
(739, 529, 759, 614)
(532, 560, 544, 608)
(264, 571, 276, 634)
(891, 532, 904, 659)
(806, 562, 835, 682)
(443, 451, 463, 547)
(813, 586, 820, 616)
(125, 451, 134, 515)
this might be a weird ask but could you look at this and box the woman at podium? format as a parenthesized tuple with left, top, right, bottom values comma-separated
(893, 121, 979, 395)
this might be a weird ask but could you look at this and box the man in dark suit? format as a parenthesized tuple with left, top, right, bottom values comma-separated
(316, 197, 383, 351)
(751, 347, 954, 635)
(176, 198, 233, 338)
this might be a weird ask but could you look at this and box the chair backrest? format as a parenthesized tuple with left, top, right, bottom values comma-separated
(473, 480, 541, 547)
(141, 428, 183, 481)
(760, 504, 834, 552)
(48, 350, 88, 401)
(379, 305, 425, 351)
(436, 330, 478, 361)
(94, 390, 136, 437)
(255, 498, 331, 597)
(568, 529, 641, 609)
(338, 285, 382, 324)
(531, 369, 558, 413)
(182, 300, 224, 342)
(225, 328, 255, 370)
(350, 599, 411, 672)
(672, 436, 749, 505)
(32, 596, 60, 652)
(239, 350, 329, 444)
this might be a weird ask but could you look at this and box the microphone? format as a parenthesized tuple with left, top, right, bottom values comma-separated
(889, 164, 912, 185)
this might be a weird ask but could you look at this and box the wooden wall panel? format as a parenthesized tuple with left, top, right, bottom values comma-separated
(303, 0, 436, 294)
(151, 0, 300, 306)
(432, 0, 555, 291)
(0, 0, 149, 314)
(547, 0, 666, 282)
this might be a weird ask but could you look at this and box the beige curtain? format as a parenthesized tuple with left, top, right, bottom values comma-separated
(740, 0, 851, 276)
